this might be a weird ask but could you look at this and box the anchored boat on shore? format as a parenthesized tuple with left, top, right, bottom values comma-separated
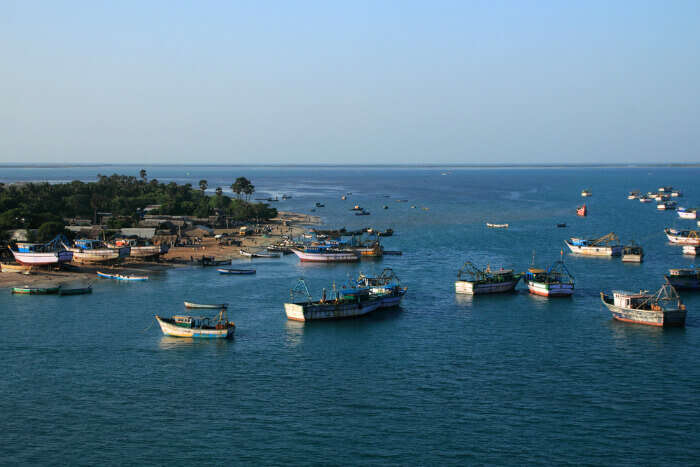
(9, 235, 73, 266)
(664, 228, 700, 246)
(600, 283, 686, 327)
(284, 279, 382, 321)
(108, 238, 169, 259)
(524, 260, 574, 297)
(455, 261, 521, 295)
(664, 267, 700, 290)
(65, 239, 130, 264)
(565, 233, 622, 256)
(156, 308, 235, 338)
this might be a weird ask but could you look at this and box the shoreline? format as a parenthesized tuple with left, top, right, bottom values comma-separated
(0, 211, 320, 289)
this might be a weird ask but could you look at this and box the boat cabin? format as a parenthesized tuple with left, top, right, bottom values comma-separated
(613, 291, 650, 309)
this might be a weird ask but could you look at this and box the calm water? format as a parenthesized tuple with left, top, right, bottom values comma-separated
(2, 167, 700, 465)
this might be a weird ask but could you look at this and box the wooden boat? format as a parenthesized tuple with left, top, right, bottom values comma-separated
(576, 204, 587, 216)
(266, 245, 292, 254)
(350, 242, 384, 258)
(97, 271, 148, 281)
(184, 301, 228, 309)
(565, 233, 622, 256)
(486, 223, 509, 229)
(239, 249, 280, 258)
(664, 228, 700, 246)
(1, 263, 33, 273)
(156, 309, 235, 338)
(217, 268, 256, 274)
(10, 243, 73, 266)
(657, 201, 677, 210)
(621, 243, 644, 263)
(600, 283, 686, 327)
(290, 246, 359, 262)
(524, 261, 574, 297)
(66, 240, 129, 264)
(683, 245, 699, 256)
(355, 268, 407, 307)
(455, 261, 521, 295)
(664, 267, 700, 290)
(284, 279, 382, 322)
(677, 207, 697, 219)
(59, 285, 93, 296)
(12, 286, 60, 294)
(581, 189, 592, 197)
(108, 239, 169, 259)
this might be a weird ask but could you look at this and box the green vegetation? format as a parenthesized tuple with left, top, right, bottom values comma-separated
(0, 173, 277, 241)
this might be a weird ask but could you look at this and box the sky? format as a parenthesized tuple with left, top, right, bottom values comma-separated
(2, 0, 699, 165)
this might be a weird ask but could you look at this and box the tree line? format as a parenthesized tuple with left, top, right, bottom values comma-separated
(0, 171, 277, 241)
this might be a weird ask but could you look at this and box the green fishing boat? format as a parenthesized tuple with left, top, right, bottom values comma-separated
(12, 286, 60, 295)
(58, 285, 93, 296)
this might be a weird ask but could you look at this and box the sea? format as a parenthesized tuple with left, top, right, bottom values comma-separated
(2, 165, 699, 465)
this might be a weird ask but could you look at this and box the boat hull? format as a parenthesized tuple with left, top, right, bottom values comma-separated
(184, 302, 228, 309)
(683, 246, 699, 255)
(156, 316, 235, 338)
(284, 299, 382, 321)
(665, 231, 700, 246)
(69, 247, 130, 263)
(621, 254, 643, 263)
(11, 250, 73, 265)
(217, 268, 256, 274)
(565, 242, 622, 256)
(455, 278, 520, 295)
(12, 286, 60, 294)
(290, 249, 359, 262)
(526, 281, 574, 297)
(678, 212, 697, 219)
(601, 301, 686, 327)
(1, 263, 33, 273)
(129, 245, 169, 258)
(59, 287, 93, 296)
(664, 276, 700, 290)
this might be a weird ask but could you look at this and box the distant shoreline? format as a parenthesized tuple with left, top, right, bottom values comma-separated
(1, 163, 699, 169)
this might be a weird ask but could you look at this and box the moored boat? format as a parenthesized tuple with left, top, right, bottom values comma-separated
(671, 190, 683, 197)
(12, 286, 60, 295)
(638, 196, 653, 203)
(156, 309, 235, 338)
(621, 243, 644, 263)
(627, 191, 640, 200)
(486, 223, 509, 229)
(600, 283, 686, 327)
(455, 261, 521, 295)
(657, 201, 677, 210)
(576, 204, 587, 216)
(664, 228, 700, 246)
(284, 279, 382, 321)
(59, 285, 93, 296)
(664, 267, 700, 290)
(683, 245, 699, 256)
(355, 268, 407, 307)
(184, 301, 228, 309)
(565, 233, 622, 256)
(524, 261, 574, 297)
(290, 246, 359, 262)
(677, 207, 697, 219)
(581, 189, 592, 197)
(239, 249, 280, 258)
(97, 271, 148, 281)
(217, 268, 256, 274)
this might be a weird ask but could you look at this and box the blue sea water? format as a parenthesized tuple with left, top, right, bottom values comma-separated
(1, 166, 699, 465)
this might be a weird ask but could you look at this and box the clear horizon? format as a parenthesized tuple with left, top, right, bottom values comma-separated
(3, 1, 700, 164)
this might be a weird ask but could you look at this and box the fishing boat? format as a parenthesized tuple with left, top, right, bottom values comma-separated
(565, 233, 622, 256)
(108, 238, 169, 259)
(290, 246, 359, 262)
(683, 245, 699, 256)
(351, 205, 364, 211)
(664, 267, 700, 290)
(217, 268, 256, 274)
(455, 261, 521, 295)
(627, 191, 640, 200)
(524, 260, 574, 297)
(184, 301, 228, 309)
(621, 243, 644, 263)
(677, 207, 697, 219)
(12, 286, 60, 294)
(664, 228, 700, 246)
(96, 271, 149, 281)
(657, 201, 677, 210)
(155, 309, 235, 338)
(600, 283, 686, 327)
(266, 245, 292, 254)
(658, 186, 673, 193)
(9, 237, 73, 266)
(355, 268, 407, 307)
(239, 249, 280, 258)
(349, 240, 384, 258)
(486, 223, 509, 229)
(59, 285, 93, 296)
(377, 228, 394, 237)
(1, 263, 33, 273)
(581, 189, 592, 197)
(65, 239, 130, 264)
(671, 190, 682, 197)
(576, 204, 587, 216)
(283, 279, 383, 322)
(638, 196, 653, 203)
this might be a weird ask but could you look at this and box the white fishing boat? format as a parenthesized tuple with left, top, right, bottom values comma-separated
(664, 228, 700, 246)
(627, 191, 640, 200)
(239, 249, 280, 258)
(658, 186, 673, 193)
(600, 284, 686, 327)
(455, 261, 521, 295)
(486, 223, 509, 229)
(657, 201, 677, 210)
(565, 233, 622, 256)
(524, 261, 575, 297)
(66, 239, 130, 264)
(638, 196, 653, 203)
(9, 236, 73, 266)
(683, 245, 699, 255)
(677, 207, 697, 219)
(671, 190, 682, 197)
(581, 189, 592, 197)
(290, 246, 358, 262)
(155, 310, 235, 338)
(284, 279, 382, 321)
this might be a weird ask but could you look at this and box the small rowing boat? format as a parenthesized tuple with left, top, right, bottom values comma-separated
(97, 271, 149, 281)
(59, 285, 93, 296)
(184, 301, 228, 309)
(217, 268, 256, 275)
(239, 250, 280, 258)
(486, 223, 509, 229)
(12, 286, 60, 295)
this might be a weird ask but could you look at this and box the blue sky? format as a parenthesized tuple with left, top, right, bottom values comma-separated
(2, 1, 699, 164)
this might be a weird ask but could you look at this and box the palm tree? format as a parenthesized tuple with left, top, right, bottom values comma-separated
(199, 180, 208, 193)
(139, 169, 147, 182)
(215, 187, 223, 197)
